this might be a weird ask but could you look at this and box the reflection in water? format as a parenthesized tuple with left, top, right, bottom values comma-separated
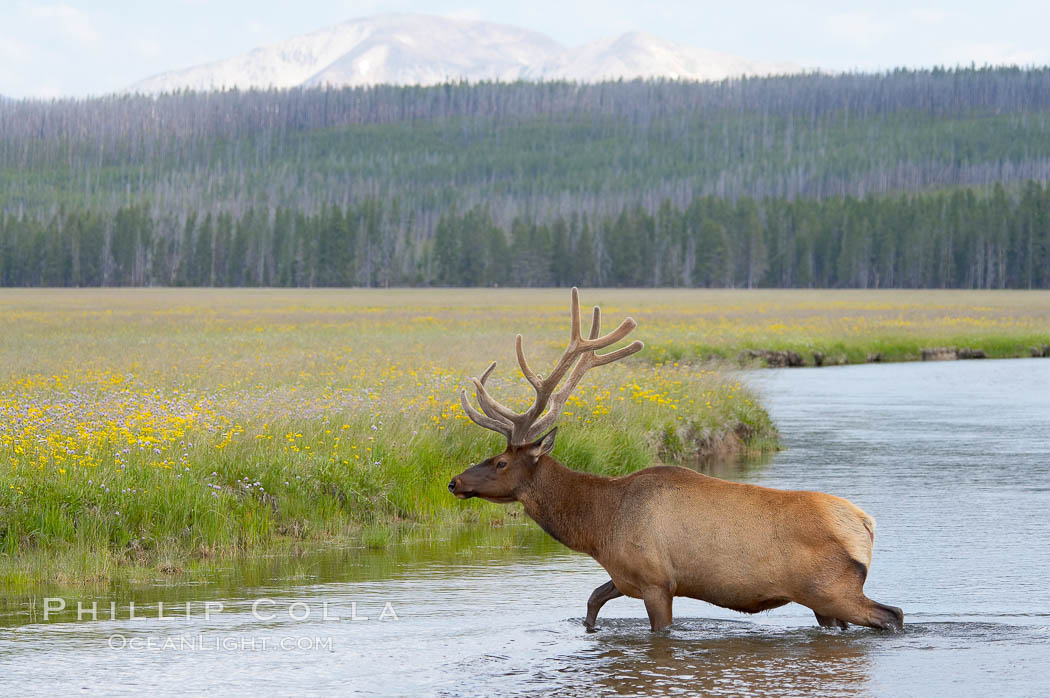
(0, 525, 563, 628)
(1, 359, 1049, 696)
(553, 622, 873, 696)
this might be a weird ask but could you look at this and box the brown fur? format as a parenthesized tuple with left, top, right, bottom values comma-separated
(450, 438, 903, 632)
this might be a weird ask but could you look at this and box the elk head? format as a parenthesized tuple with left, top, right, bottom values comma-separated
(448, 288, 643, 502)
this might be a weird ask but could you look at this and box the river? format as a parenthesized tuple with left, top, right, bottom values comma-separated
(1, 358, 1048, 696)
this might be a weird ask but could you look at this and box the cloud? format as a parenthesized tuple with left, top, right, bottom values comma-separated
(131, 38, 163, 59)
(0, 37, 32, 65)
(245, 20, 271, 36)
(908, 9, 948, 24)
(825, 11, 891, 46)
(26, 3, 100, 44)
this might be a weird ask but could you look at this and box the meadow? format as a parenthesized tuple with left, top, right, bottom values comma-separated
(636, 289, 1050, 365)
(1, 288, 1046, 586)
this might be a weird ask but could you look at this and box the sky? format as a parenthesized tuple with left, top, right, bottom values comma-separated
(1, 0, 1049, 98)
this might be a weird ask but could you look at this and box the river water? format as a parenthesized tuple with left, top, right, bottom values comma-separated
(1, 359, 1048, 696)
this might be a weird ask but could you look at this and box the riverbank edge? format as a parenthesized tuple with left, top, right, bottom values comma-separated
(0, 418, 778, 590)
(650, 336, 1050, 368)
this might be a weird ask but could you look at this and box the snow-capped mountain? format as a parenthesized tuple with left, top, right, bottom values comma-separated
(127, 14, 799, 93)
(534, 31, 797, 83)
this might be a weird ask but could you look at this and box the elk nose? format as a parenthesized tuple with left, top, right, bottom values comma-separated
(448, 478, 458, 493)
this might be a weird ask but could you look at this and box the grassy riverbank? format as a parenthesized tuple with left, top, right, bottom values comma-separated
(0, 289, 778, 586)
(1, 288, 1046, 586)
(636, 289, 1050, 366)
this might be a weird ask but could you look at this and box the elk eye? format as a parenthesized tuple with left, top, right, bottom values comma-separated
(496, 460, 508, 470)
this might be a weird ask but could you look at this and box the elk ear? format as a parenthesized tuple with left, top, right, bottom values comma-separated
(526, 427, 557, 463)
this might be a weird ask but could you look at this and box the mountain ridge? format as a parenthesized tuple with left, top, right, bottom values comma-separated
(127, 13, 799, 93)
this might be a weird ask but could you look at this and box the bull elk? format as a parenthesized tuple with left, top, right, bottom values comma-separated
(449, 288, 904, 632)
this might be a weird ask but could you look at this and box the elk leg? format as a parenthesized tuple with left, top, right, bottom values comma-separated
(583, 579, 623, 631)
(814, 611, 848, 630)
(812, 594, 904, 632)
(642, 588, 674, 632)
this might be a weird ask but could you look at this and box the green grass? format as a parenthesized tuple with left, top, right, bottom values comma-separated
(2, 287, 1045, 586)
(635, 289, 1050, 366)
(655, 332, 1050, 366)
(0, 288, 778, 586)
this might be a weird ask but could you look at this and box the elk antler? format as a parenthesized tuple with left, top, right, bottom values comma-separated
(460, 288, 644, 444)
